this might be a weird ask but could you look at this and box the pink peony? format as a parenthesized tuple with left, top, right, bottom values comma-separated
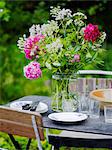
(24, 35, 45, 60)
(24, 49, 33, 60)
(84, 23, 100, 43)
(24, 61, 42, 80)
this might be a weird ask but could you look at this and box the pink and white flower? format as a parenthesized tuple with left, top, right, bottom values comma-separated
(24, 61, 42, 80)
(24, 34, 45, 60)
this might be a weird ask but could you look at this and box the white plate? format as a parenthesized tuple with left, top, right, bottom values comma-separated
(48, 112, 88, 123)
(10, 101, 48, 113)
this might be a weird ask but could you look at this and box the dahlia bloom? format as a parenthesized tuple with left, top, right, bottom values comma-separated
(84, 23, 100, 43)
(24, 35, 45, 59)
(24, 61, 42, 79)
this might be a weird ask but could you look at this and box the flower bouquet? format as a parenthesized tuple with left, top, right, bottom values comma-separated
(17, 6, 106, 111)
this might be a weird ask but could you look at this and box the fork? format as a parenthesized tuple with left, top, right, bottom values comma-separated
(30, 101, 40, 111)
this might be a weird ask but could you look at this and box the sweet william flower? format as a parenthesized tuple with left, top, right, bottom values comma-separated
(70, 54, 80, 63)
(84, 23, 100, 43)
(24, 61, 42, 80)
(74, 54, 80, 62)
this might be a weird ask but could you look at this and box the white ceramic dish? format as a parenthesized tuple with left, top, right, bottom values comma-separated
(10, 101, 48, 113)
(48, 112, 88, 123)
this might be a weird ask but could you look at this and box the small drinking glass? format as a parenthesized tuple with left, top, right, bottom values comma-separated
(79, 93, 89, 114)
(62, 99, 74, 112)
(89, 99, 100, 118)
(104, 106, 112, 123)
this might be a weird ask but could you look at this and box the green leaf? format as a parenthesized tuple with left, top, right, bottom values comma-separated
(92, 52, 98, 61)
(89, 41, 93, 47)
(74, 45, 81, 52)
(86, 52, 92, 58)
(52, 62, 61, 67)
(45, 62, 52, 70)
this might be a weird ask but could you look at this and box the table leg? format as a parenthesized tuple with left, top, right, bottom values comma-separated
(52, 145, 59, 150)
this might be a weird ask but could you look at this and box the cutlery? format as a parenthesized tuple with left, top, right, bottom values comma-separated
(30, 101, 40, 111)
(22, 101, 40, 111)
(22, 103, 31, 110)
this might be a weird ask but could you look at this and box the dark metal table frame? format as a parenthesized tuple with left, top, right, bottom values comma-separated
(7, 95, 112, 148)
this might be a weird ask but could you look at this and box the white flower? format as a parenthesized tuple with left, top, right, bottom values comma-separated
(41, 20, 59, 36)
(23, 34, 27, 40)
(46, 39, 63, 53)
(73, 12, 87, 19)
(97, 32, 106, 44)
(29, 25, 36, 36)
(35, 25, 41, 34)
(55, 8, 72, 20)
(29, 24, 42, 36)
(17, 37, 25, 50)
(100, 32, 106, 42)
(74, 19, 84, 26)
(50, 7, 72, 20)
(66, 19, 73, 26)
(50, 6, 61, 17)
(41, 24, 49, 36)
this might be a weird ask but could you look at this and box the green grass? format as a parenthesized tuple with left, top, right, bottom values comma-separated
(0, 131, 111, 150)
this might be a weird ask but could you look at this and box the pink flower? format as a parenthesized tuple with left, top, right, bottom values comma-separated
(70, 54, 80, 63)
(24, 49, 33, 60)
(24, 61, 42, 80)
(84, 23, 100, 43)
(24, 34, 45, 60)
(74, 54, 80, 62)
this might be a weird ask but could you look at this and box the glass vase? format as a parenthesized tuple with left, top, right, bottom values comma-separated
(51, 73, 78, 112)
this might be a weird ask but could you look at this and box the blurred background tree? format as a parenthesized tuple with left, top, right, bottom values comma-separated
(0, 0, 112, 103)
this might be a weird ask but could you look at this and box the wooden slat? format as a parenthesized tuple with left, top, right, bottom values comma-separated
(107, 78, 112, 88)
(0, 106, 44, 140)
(69, 79, 77, 93)
(86, 78, 96, 92)
(0, 119, 36, 138)
(97, 78, 106, 89)
(0, 106, 42, 125)
(77, 78, 86, 93)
